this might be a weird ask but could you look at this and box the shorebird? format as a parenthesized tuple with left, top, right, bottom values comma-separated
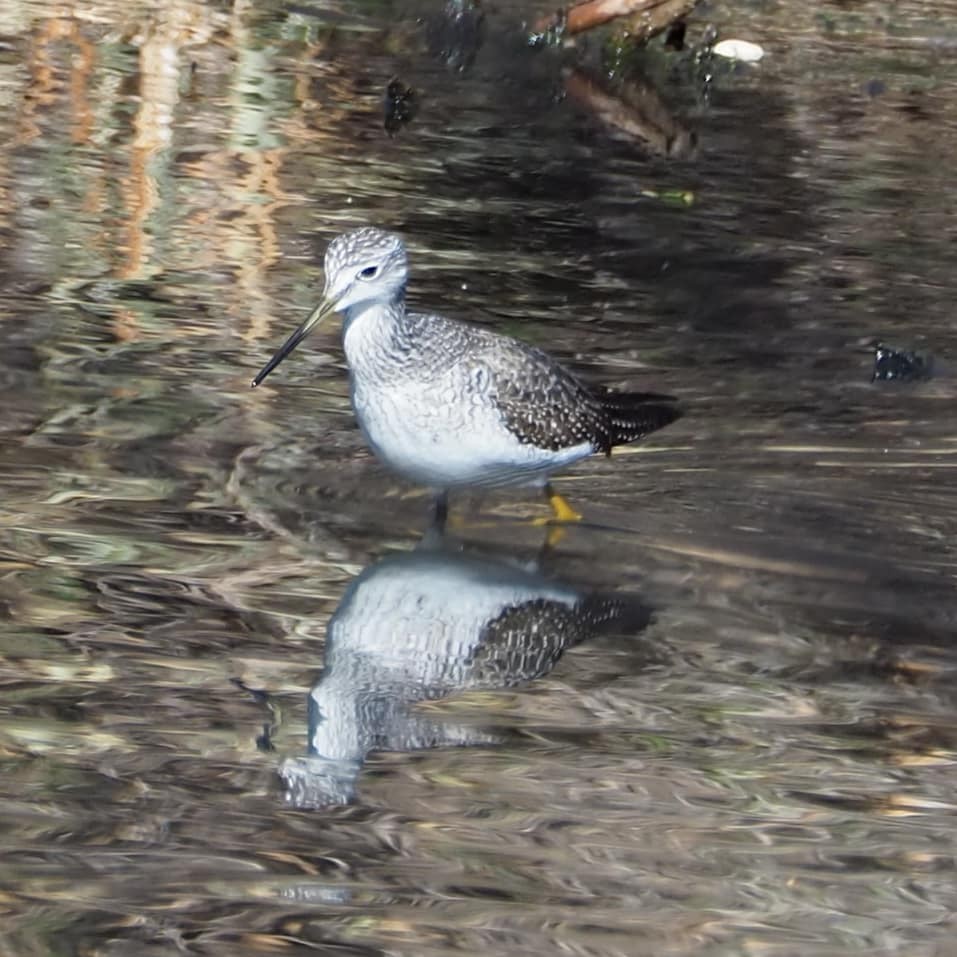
(252, 227, 679, 523)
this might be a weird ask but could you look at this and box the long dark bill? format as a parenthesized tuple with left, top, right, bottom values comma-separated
(251, 297, 336, 387)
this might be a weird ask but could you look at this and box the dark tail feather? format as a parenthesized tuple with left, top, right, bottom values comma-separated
(578, 594, 654, 640)
(597, 389, 682, 449)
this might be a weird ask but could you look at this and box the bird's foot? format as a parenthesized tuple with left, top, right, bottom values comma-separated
(535, 484, 584, 524)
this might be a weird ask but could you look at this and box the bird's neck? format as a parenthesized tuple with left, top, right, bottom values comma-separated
(341, 295, 408, 371)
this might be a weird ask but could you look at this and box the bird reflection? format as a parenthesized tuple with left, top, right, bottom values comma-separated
(281, 534, 651, 808)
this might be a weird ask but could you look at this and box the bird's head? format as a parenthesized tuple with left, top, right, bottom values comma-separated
(252, 227, 407, 387)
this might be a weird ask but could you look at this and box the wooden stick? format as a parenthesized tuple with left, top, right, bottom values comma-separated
(533, 0, 699, 41)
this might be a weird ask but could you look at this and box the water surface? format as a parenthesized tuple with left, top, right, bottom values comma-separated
(1, 1, 956, 955)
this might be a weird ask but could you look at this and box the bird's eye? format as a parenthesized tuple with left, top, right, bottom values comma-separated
(359, 265, 379, 280)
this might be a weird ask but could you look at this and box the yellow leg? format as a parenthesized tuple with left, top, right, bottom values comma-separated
(532, 482, 583, 525)
(548, 488, 583, 523)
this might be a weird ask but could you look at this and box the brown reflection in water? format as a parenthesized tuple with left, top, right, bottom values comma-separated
(7, 1, 311, 351)
(563, 66, 696, 159)
(122, 6, 200, 280)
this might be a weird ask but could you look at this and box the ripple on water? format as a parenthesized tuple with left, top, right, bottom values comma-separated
(2, 0, 957, 955)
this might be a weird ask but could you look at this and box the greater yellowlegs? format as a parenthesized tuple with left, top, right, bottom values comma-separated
(253, 227, 679, 522)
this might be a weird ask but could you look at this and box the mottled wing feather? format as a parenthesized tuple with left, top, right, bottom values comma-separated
(475, 337, 681, 453)
(405, 311, 679, 453)
(404, 311, 605, 451)
(486, 345, 611, 452)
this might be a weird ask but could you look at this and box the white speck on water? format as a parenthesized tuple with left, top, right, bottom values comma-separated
(714, 39, 765, 62)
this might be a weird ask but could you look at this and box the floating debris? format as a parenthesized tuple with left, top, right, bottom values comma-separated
(664, 20, 687, 51)
(384, 78, 416, 137)
(872, 343, 933, 382)
(713, 38, 765, 63)
(639, 188, 695, 206)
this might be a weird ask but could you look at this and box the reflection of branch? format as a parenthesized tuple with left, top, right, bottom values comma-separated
(563, 67, 696, 158)
(533, 0, 699, 40)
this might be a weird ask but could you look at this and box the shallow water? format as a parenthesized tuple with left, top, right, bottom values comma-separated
(1, 1, 957, 955)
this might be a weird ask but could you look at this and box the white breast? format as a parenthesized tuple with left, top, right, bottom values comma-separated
(351, 377, 592, 488)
